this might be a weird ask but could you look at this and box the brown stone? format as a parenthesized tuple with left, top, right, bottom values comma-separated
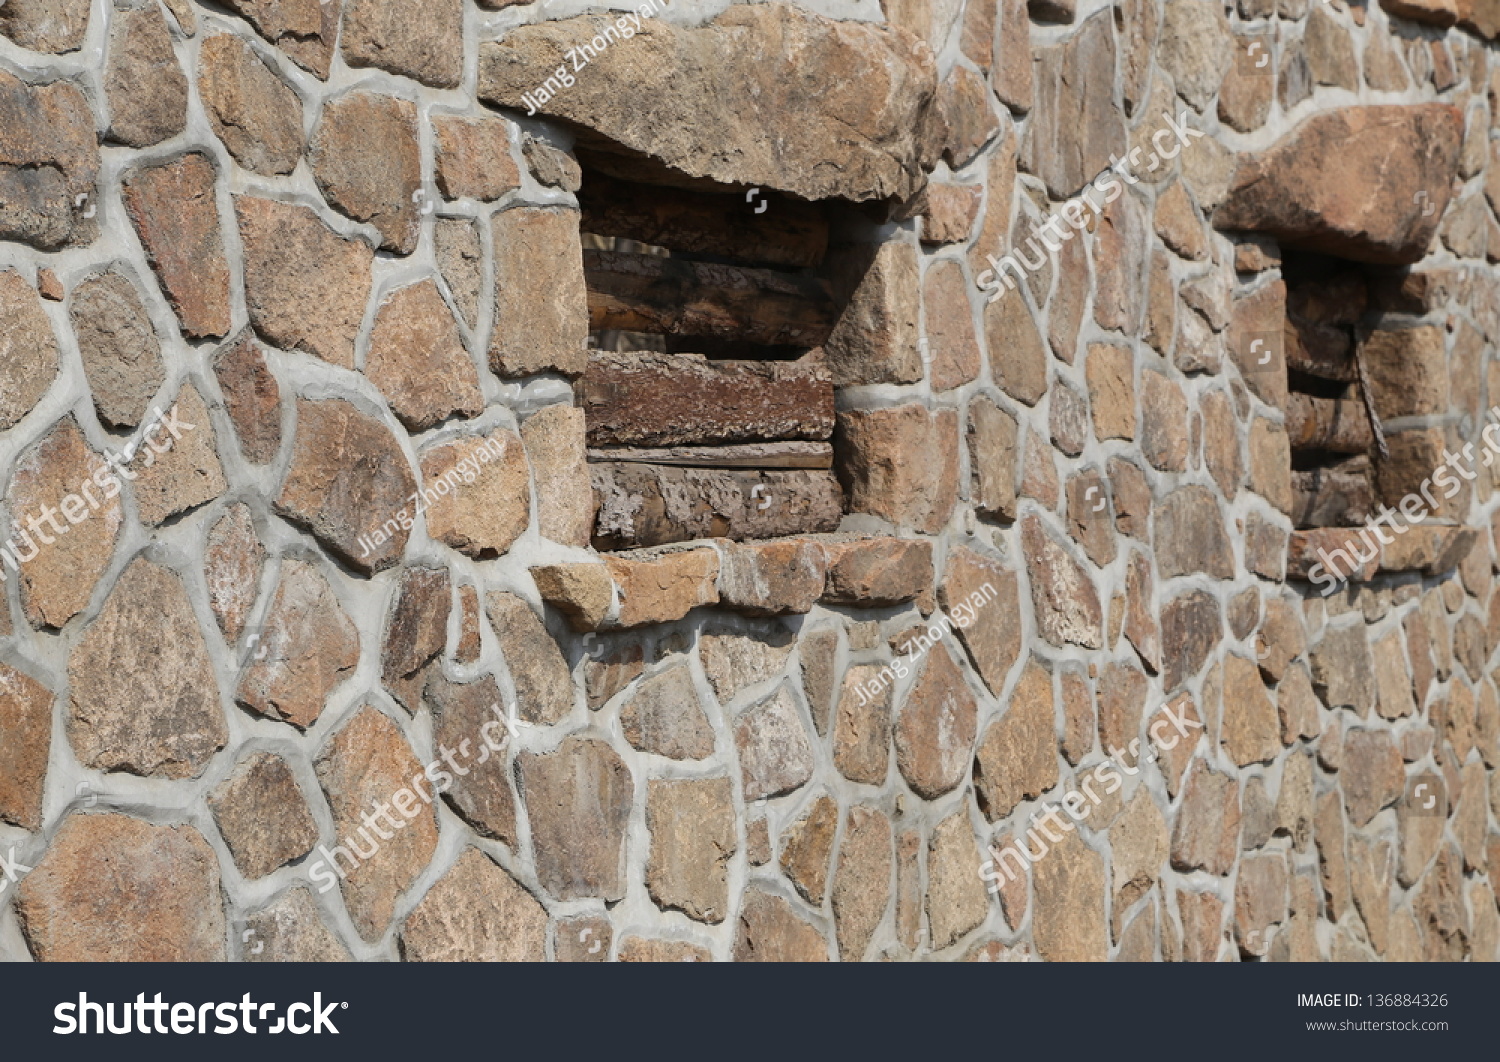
(68, 557, 225, 778)
(618, 936, 712, 962)
(1112, 787, 1169, 940)
(402, 848, 546, 961)
(646, 777, 735, 924)
(517, 735, 632, 902)
(1310, 623, 1376, 713)
(123, 153, 231, 339)
(342, 0, 463, 89)
(199, 32, 304, 176)
(16, 814, 225, 961)
(895, 644, 978, 799)
(530, 563, 612, 632)
(1414, 845, 1469, 960)
(927, 810, 990, 949)
(69, 269, 163, 431)
(834, 664, 893, 786)
(604, 548, 720, 628)
(1154, 485, 1234, 580)
(983, 283, 1049, 406)
(0, 272, 60, 430)
(780, 792, 838, 905)
(1021, 10, 1123, 198)
(0, 0, 90, 53)
(837, 404, 958, 533)
(1201, 390, 1241, 500)
(523, 135, 581, 191)
(220, 0, 338, 78)
(381, 566, 450, 713)
(554, 915, 612, 962)
(276, 398, 416, 573)
(104, 5, 187, 148)
(921, 183, 982, 244)
(736, 685, 816, 801)
(967, 394, 1018, 520)
(1215, 105, 1462, 264)
(131, 384, 227, 526)
(1343, 728, 1404, 827)
(1027, 828, 1105, 961)
(819, 537, 933, 607)
(1086, 343, 1135, 442)
(490, 206, 589, 378)
(1221, 653, 1280, 766)
(1171, 759, 1241, 875)
(1022, 514, 1103, 649)
(212, 331, 282, 464)
(243, 888, 351, 962)
(924, 259, 981, 392)
(0, 70, 98, 251)
(484, 592, 572, 726)
(8, 418, 123, 630)
(1093, 188, 1149, 336)
(940, 65, 1000, 170)
(0, 663, 51, 831)
(1140, 369, 1188, 472)
(423, 672, 517, 846)
(209, 752, 319, 880)
(366, 281, 483, 431)
(974, 658, 1059, 820)
(435, 217, 483, 330)
(433, 115, 520, 201)
(832, 805, 894, 961)
(733, 887, 829, 962)
(421, 430, 531, 559)
(1098, 660, 1148, 766)
(479, 6, 936, 204)
(521, 404, 593, 549)
(310, 92, 420, 254)
(1021, 425, 1060, 510)
(716, 538, 827, 617)
(204, 505, 263, 647)
(236, 559, 359, 730)
(621, 663, 715, 760)
(237, 196, 374, 368)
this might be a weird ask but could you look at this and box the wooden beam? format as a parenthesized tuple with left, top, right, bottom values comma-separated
(1284, 317, 1355, 382)
(583, 249, 837, 348)
(579, 172, 828, 269)
(587, 441, 833, 469)
(1285, 392, 1372, 453)
(582, 350, 834, 447)
(591, 463, 843, 549)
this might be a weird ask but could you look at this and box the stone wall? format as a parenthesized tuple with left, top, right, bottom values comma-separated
(1, 0, 1497, 961)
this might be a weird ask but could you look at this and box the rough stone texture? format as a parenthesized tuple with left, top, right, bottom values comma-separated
(199, 33, 304, 176)
(1022, 515, 1103, 649)
(243, 888, 352, 962)
(0, 663, 52, 831)
(1221, 653, 1281, 766)
(424, 672, 517, 845)
(123, 153, 231, 339)
(16, 814, 225, 961)
(421, 429, 530, 559)
(895, 644, 978, 798)
(0, 271, 62, 430)
(131, 384, 228, 526)
(8, 417, 123, 630)
(275, 398, 416, 574)
(837, 404, 958, 533)
(605, 549, 720, 628)
(434, 115, 521, 202)
(826, 240, 924, 388)
(0, 0, 91, 53)
(105, 5, 188, 149)
(939, 546, 1019, 695)
(213, 332, 282, 465)
(68, 558, 226, 778)
(342, 0, 464, 89)
(1343, 728, 1405, 827)
(366, 281, 484, 432)
(834, 664, 893, 785)
(521, 405, 594, 548)
(208, 752, 319, 880)
(490, 207, 589, 378)
(646, 777, 736, 923)
(236, 559, 359, 730)
(205, 504, 264, 644)
(1171, 760, 1241, 875)
(927, 810, 991, 949)
(1022, 10, 1124, 199)
(733, 887, 830, 961)
(820, 537, 933, 606)
(401, 849, 547, 961)
(1154, 485, 1235, 580)
(479, 6, 938, 204)
(924, 259, 981, 391)
(621, 663, 716, 760)
(383, 566, 451, 714)
(220, 0, 338, 78)
(717, 538, 827, 616)
(1033, 830, 1108, 961)
(70, 270, 163, 430)
(485, 592, 573, 726)
(1215, 105, 1463, 264)
(236, 196, 374, 369)
(0, 70, 100, 251)
(831, 805, 893, 961)
(781, 792, 838, 904)
(735, 685, 816, 801)
(974, 659, 1059, 819)
(519, 736, 632, 901)
(311, 92, 421, 254)
(1311, 624, 1377, 713)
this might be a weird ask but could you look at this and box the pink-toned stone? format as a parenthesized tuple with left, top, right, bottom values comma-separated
(401, 848, 547, 961)
(433, 115, 521, 201)
(895, 643, 978, 799)
(489, 207, 589, 378)
(123, 152, 231, 339)
(212, 331, 283, 464)
(0, 662, 52, 831)
(365, 280, 484, 431)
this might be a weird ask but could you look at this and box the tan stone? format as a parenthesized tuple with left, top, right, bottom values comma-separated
(621, 663, 715, 760)
(421, 430, 530, 559)
(16, 814, 225, 961)
(974, 659, 1059, 820)
(1154, 485, 1234, 580)
(381, 565, 450, 714)
(1021, 514, 1103, 649)
(484, 591, 573, 725)
(619, 936, 713, 962)
(104, 5, 187, 148)
(837, 404, 958, 533)
(927, 810, 990, 949)
(1161, 589, 1219, 692)
(212, 332, 282, 465)
(0, 0, 91, 53)
(243, 888, 351, 962)
(733, 887, 829, 961)
(1086, 343, 1135, 442)
(490, 206, 589, 378)
(435, 217, 483, 330)
(401, 848, 547, 961)
(1140, 369, 1188, 473)
(531, 562, 612, 631)
(834, 664, 893, 786)
(342, 0, 464, 89)
(220, 0, 338, 78)
(1111, 787, 1168, 939)
(0, 71, 98, 251)
(895, 644, 977, 799)
(518, 735, 632, 902)
(310, 92, 421, 254)
(69, 269, 164, 430)
(237, 196, 373, 368)
(131, 384, 228, 526)
(0, 663, 51, 831)
(921, 183, 982, 244)
(1021, 10, 1123, 198)
(366, 281, 483, 432)
(1221, 653, 1280, 766)
(832, 805, 893, 961)
(1171, 759, 1241, 875)
(924, 259, 981, 392)
(124, 152, 231, 339)
(1032, 830, 1108, 961)
(199, 32, 304, 176)
(967, 394, 1018, 520)
(735, 685, 815, 802)
(819, 537, 933, 607)
(68, 558, 225, 779)
(0, 272, 61, 431)
(716, 538, 827, 617)
(983, 286, 1049, 406)
(236, 559, 359, 730)
(646, 777, 735, 924)
(423, 672, 517, 846)
(209, 752, 318, 880)
(521, 405, 594, 548)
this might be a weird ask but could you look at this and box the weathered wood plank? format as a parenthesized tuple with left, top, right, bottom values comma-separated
(583, 249, 837, 347)
(587, 441, 833, 469)
(1285, 392, 1372, 453)
(591, 463, 843, 549)
(582, 350, 834, 447)
(1284, 317, 1355, 381)
(579, 172, 828, 268)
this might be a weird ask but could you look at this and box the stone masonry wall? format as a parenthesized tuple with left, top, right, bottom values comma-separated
(1, 0, 1498, 961)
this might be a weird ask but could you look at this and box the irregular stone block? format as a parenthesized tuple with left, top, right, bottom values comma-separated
(518, 736, 633, 902)
(402, 849, 547, 961)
